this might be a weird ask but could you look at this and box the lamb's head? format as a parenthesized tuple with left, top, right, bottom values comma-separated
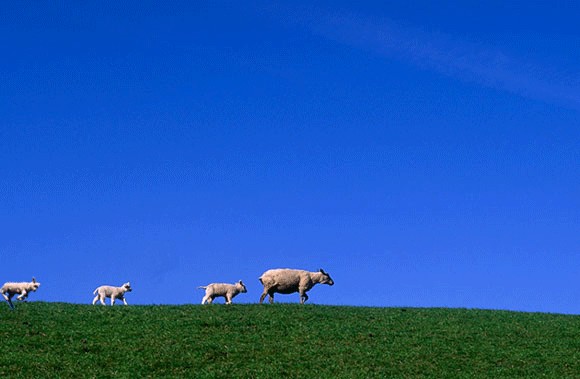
(122, 282, 132, 292)
(318, 269, 334, 286)
(236, 280, 247, 293)
(31, 277, 40, 291)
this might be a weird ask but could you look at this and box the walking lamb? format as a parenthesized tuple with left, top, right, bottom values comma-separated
(92, 282, 132, 306)
(1, 277, 41, 309)
(198, 280, 247, 304)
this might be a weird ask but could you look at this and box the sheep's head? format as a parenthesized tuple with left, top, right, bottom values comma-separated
(123, 282, 132, 292)
(319, 269, 334, 286)
(237, 280, 247, 293)
(31, 277, 40, 291)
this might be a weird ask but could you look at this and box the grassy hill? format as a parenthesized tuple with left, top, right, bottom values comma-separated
(1, 302, 579, 378)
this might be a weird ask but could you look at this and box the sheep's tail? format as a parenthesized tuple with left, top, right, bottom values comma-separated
(93, 288, 98, 295)
(197, 286, 207, 290)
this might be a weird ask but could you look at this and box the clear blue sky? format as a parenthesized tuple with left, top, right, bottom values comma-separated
(2, 2, 579, 313)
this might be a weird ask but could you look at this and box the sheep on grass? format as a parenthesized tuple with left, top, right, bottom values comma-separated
(92, 282, 132, 306)
(198, 280, 247, 304)
(259, 268, 334, 304)
(1, 277, 40, 309)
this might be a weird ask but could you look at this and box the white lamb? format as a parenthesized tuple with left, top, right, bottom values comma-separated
(92, 282, 132, 306)
(198, 280, 247, 304)
(259, 268, 334, 304)
(1, 277, 41, 308)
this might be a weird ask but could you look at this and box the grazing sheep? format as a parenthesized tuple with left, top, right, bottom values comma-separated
(198, 280, 247, 304)
(1, 277, 40, 308)
(259, 268, 334, 304)
(92, 282, 132, 306)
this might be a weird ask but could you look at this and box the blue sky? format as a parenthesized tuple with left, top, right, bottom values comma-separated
(1, 2, 578, 313)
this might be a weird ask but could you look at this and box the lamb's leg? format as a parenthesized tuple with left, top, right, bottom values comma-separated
(225, 295, 232, 305)
(99, 296, 106, 305)
(3, 292, 14, 309)
(17, 290, 28, 301)
(92, 295, 99, 305)
(201, 294, 209, 304)
(110, 297, 115, 306)
(268, 291, 275, 304)
(121, 296, 128, 306)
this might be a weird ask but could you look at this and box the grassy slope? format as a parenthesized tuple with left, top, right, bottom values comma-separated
(1, 302, 579, 378)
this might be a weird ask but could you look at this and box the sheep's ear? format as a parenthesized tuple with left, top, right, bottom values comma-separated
(32, 277, 36, 283)
(239, 280, 244, 285)
(319, 269, 325, 274)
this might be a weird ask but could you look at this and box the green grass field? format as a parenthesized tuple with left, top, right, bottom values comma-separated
(1, 302, 579, 378)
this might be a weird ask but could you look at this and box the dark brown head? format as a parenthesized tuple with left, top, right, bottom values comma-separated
(319, 269, 334, 286)
(31, 277, 40, 291)
(236, 280, 248, 293)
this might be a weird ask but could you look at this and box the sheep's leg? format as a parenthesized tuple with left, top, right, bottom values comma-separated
(259, 292, 267, 304)
(201, 294, 209, 305)
(99, 296, 106, 305)
(17, 290, 28, 301)
(121, 296, 128, 306)
(299, 290, 309, 304)
(110, 297, 115, 306)
(268, 291, 275, 304)
(2, 292, 14, 309)
(92, 295, 99, 305)
(207, 296, 214, 304)
(225, 295, 232, 305)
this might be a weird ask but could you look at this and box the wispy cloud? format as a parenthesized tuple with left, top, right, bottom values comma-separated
(290, 8, 580, 110)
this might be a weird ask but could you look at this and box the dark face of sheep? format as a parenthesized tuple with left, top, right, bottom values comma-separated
(123, 283, 133, 292)
(238, 281, 247, 293)
(31, 277, 40, 291)
(319, 269, 334, 286)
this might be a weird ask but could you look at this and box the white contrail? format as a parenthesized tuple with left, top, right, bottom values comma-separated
(285, 7, 580, 110)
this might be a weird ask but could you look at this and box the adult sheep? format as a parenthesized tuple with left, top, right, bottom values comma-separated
(1, 277, 40, 309)
(198, 280, 247, 304)
(259, 268, 334, 304)
(92, 282, 132, 306)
